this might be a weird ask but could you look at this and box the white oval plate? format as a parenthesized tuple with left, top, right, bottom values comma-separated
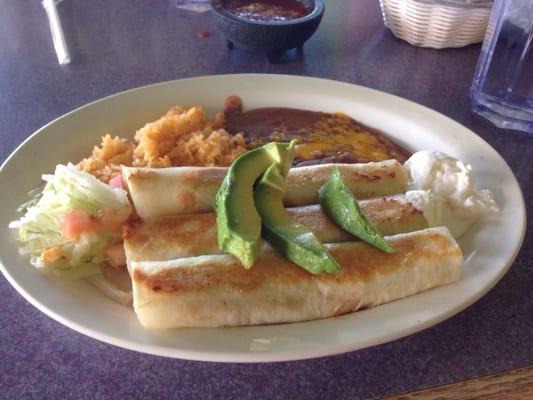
(0, 75, 525, 362)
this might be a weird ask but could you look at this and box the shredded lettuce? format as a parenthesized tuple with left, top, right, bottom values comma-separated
(9, 164, 131, 276)
(49, 259, 103, 279)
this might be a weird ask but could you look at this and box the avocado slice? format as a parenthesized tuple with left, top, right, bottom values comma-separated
(318, 169, 394, 253)
(215, 140, 296, 268)
(254, 164, 341, 275)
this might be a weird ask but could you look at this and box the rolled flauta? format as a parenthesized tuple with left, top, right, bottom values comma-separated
(123, 160, 408, 219)
(127, 227, 463, 328)
(123, 195, 428, 262)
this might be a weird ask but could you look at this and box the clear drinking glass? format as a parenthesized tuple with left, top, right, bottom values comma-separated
(470, 0, 533, 133)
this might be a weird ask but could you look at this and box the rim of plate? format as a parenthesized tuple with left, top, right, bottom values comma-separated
(0, 74, 526, 362)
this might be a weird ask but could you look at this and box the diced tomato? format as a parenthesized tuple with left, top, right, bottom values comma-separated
(60, 207, 132, 240)
(105, 242, 127, 269)
(60, 209, 98, 240)
(108, 174, 125, 190)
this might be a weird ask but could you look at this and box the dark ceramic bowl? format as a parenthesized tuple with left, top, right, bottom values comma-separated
(211, 0, 325, 63)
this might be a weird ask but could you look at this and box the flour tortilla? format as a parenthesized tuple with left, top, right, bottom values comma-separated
(123, 160, 408, 219)
(127, 227, 463, 328)
(123, 194, 428, 262)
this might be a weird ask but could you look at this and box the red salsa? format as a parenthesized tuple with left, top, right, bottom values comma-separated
(224, 0, 311, 22)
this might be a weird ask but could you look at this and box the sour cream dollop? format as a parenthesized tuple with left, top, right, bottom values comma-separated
(404, 151, 499, 238)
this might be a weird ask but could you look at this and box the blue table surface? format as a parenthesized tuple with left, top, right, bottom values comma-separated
(0, 1, 531, 399)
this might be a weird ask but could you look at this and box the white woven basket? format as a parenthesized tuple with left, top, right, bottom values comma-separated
(379, 0, 493, 48)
